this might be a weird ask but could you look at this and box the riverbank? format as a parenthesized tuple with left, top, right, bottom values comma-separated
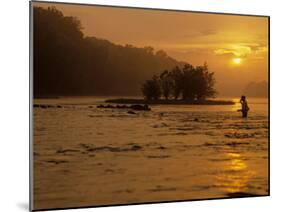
(105, 98, 235, 105)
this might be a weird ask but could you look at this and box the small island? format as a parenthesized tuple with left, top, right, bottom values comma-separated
(106, 64, 235, 106)
(105, 98, 234, 105)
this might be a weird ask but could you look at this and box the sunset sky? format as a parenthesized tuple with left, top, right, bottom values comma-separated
(34, 2, 268, 96)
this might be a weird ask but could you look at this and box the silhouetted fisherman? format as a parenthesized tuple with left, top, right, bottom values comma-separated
(238, 95, 250, 118)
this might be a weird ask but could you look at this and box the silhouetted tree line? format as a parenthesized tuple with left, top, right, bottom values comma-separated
(142, 63, 217, 100)
(33, 6, 184, 97)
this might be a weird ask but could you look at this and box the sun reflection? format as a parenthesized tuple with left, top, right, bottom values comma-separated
(231, 98, 241, 112)
(227, 153, 240, 158)
(215, 152, 255, 194)
(230, 159, 247, 171)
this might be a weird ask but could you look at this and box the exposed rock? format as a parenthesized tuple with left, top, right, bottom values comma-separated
(96, 104, 151, 111)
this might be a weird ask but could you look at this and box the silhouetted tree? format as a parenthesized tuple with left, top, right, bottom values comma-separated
(142, 75, 162, 100)
(181, 64, 195, 100)
(142, 63, 216, 101)
(160, 70, 174, 99)
(170, 66, 183, 100)
(180, 63, 216, 100)
(189, 63, 216, 100)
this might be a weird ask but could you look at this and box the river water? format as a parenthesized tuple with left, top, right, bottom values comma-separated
(32, 97, 269, 210)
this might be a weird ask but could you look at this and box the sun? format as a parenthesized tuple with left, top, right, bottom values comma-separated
(232, 57, 242, 65)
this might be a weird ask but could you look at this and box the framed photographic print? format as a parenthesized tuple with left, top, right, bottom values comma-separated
(30, 1, 269, 211)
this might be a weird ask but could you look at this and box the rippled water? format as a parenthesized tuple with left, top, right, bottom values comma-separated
(32, 97, 269, 210)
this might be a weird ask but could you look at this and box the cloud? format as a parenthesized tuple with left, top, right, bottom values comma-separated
(214, 45, 252, 58)
(214, 49, 238, 57)
(214, 43, 267, 58)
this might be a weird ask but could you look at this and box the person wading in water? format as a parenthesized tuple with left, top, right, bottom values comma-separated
(238, 95, 250, 118)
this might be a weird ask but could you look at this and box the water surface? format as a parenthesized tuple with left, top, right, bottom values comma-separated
(33, 97, 268, 210)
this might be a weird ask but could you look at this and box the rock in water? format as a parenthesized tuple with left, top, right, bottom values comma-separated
(127, 110, 137, 115)
(130, 104, 151, 111)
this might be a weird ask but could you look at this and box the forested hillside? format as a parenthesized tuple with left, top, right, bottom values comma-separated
(33, 6, 183, 97)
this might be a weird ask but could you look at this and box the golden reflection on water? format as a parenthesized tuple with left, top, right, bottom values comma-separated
(215, 152, 255, 194)
(231, 98, 241, 112)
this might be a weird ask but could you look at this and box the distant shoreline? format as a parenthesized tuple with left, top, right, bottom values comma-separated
(105, 98, 235, 105)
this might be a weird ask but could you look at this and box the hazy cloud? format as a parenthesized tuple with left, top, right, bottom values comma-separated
(214, 43, 267, 58)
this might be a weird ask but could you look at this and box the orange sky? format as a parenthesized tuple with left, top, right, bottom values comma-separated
(33, 2, 268, 96)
